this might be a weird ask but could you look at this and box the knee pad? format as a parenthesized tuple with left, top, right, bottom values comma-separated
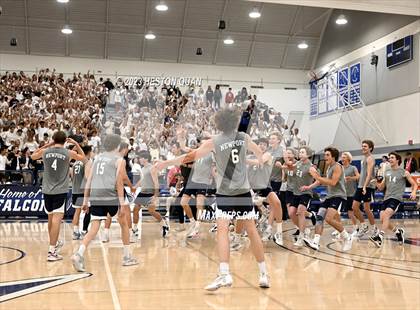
(316, 208, 327, 226)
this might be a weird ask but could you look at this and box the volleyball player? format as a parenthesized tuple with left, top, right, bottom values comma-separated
(71, 145, 93, 240)
(352, 140, 377, 237)
(31, 132, 85, 261)
(247, 138, 283, 246)
(71, 134, 138, 271)
(302, 147, 353, 251)
(283, 148, 300, 236)
(340, 152, 359, 236)
(370, 152, 417, 247)
(285, 147, 314, 247)
(156, 108, 270, 290)
(182, 138, 214, 238)
(132, 151, 169, 238)
(102, 142, 136, 243)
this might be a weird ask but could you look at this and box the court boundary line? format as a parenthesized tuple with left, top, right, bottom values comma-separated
(100, 242, 121, 310)
(326, 241, 420, 263)
(0, 246, 26, 265)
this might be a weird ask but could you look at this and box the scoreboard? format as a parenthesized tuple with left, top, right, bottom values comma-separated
(387, 35, 413, 68)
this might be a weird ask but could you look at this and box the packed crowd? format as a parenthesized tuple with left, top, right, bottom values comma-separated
(0, 68, 309, 185)
(0, 69, 107, 184)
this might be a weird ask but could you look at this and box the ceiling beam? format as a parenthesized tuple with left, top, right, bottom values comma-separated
(311, 8, 333, 69)
(291, 9, 331, 38)
(104, 0, 110, 59)
(140, 0, 150, 61)
(246, 3, 264, 67)
(280, 6, 301, 68)
(212, 0, 230, 65)
(177, 0, 189, 63)
(23, 0, 30, 54)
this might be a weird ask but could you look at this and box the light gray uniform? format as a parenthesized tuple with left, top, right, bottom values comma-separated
(90, 152, 120, 202)
(191, 154, 214, 185)
(248, 153, 273, 190)
(293, 160, 313, 196)
(325, 162, 347, 199)
(358, 155, 375, 189)
(42, 147, 70, 195)
(213, 132, 250, 195)
(383, 167, 406, 201)
(286, 167, 297, 192)
(72, 161, 85, 195)
(344, 165, 358, 197)
(269, 146, 283, 182)
(140, 165, 156, 194)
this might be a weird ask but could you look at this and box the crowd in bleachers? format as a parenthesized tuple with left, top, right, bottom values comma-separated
(0, 68, 309, 185)
(0, 69, 107, 184)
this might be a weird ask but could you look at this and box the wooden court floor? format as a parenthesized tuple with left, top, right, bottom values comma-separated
(0, 219, 419, 310)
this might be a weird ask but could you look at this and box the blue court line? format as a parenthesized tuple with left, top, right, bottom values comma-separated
(0, 246, 26, 266)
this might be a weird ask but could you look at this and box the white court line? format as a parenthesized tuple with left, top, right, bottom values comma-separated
(100, 242, 121, 310)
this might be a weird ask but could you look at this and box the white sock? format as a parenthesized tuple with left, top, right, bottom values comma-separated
(78, 244, 86, 256)
(220, 262, 230, 275)
(123, 245, 131, 257)
(295, 225, 299, 230)
(73, 226, 79, 233)
(352, 225, 358, 231)
(133, 224, 138, 230)
(276, 222, 283, 233)
(48, 245, 55, 253)
(313, 234, 320, 244)
(258, 261, 267, 274)
(104, 228, 110, 237)
(266, 224, 272, 232)
(190, 218, 196, 224)
(298, 232, 304, 239)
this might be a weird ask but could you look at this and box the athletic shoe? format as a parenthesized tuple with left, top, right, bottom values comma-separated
(209, 224, 217, 233)
(395, 228, 405, 245)
(294, 237, 304, 247)
(72, 231, 81, 240)
(122, 256, 139, 267)
(273, 232, 283, 247)
(357, 224, 369, 238)
(259, 273, 270, 288)
(204, 274, 233, 291)
(101, 234, 110, 243)
(303, 237, 319, 251)
(230, 239, 243, 251)
(310, 211, 317, 226)
(304, 228, 310, 239)
(292, 229, 300, 241)
(342, 235, 353, 251)
(331, 230, 340, 238)
(351, 229, 359, 239)
(132, 228, 139, 238)
(71, 253, 86, 272)
(261, 227, 272, 242)
(55, 240, 64, 254)
(187, 223, 200, 238)
(369, 234, 380, 247)
(162, 225, 170, 238)
(47, 251, 63, 262)
(129, 233, 137, 243)
(373, 226, 379, 236)
(80, 231, 87, 238)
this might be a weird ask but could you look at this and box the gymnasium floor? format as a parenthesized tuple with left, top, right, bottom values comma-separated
(0, 219, 419, 310)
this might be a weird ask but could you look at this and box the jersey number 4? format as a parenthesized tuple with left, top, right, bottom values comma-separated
(51, 159, 57, 171)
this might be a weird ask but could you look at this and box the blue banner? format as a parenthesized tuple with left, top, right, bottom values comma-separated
(0, 185, 74, 218)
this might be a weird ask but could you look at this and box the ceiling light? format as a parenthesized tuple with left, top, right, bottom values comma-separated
(298, 42, 308, 49)
(145, 32, 156, 40)
(224, 38, 234, 45)
(336, 14, 348, 25)
(155, 1, 168, 11)
(249, 8, 261, 19)
(56, 0, 69, 3)
(61, 25, 72, 34)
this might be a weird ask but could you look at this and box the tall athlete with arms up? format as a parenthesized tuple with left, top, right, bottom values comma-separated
(156, 108, 270, 291)
(31, 132, 85, 261)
